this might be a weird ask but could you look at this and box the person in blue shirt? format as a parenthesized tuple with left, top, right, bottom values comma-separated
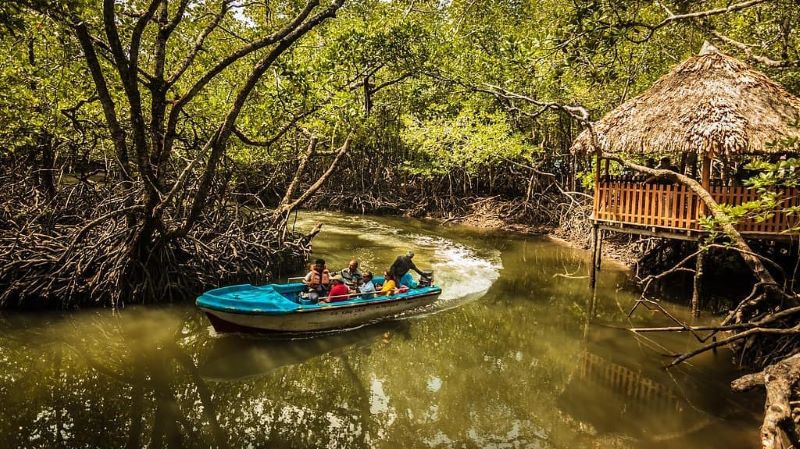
(359, 271, 376, 298)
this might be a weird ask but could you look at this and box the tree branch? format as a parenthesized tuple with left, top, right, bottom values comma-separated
(174, 0, 346, 237)
(232, 107, 319, 148)
(278, 135, 318, 208)
(706, 29, 800, 68)
(275, 136, 351, 219)
(166, 0, 233, 86)
(652, 0, 768, 30)
(73, 21, 132, 182)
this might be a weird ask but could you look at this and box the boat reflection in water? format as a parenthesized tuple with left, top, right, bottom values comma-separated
(199, 321, 410, 382)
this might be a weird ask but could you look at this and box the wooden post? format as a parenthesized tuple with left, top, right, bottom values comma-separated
(596, 228, 603, 272)
(700, 154, 711, 217)
(688, 152, 698, 179)
(692, 248, 704, 318)
(590, 224, 599, 289)
(679, 152, 687, 175)
(593, 153, 601, 221)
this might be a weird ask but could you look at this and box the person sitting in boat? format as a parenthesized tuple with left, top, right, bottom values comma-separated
(303, 259, 330, 299)
(323, 275, 351, 303)
(379, 272, 397, 296)
(341, 259, 363, 289)
(389, 251, 423, 288)
(359, 271, 376, 297)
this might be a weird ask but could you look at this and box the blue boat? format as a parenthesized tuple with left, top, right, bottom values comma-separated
(197, 275, 442, 333)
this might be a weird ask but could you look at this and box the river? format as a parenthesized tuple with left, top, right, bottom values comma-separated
(0, 212, 762, 448)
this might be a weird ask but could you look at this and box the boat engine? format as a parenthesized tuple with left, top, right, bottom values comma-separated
(418, 271, 434, 287)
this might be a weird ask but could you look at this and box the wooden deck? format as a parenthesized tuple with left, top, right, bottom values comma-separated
(593, 180, 800, 237)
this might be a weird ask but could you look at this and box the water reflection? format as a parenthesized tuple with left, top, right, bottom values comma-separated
(199, 322, 409, 382)
(0, 212, 762, 448)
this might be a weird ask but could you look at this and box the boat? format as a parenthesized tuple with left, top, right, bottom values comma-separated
(196, 274, 442, 334)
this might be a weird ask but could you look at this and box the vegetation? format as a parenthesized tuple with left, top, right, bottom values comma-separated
(4, 0, 800, 446)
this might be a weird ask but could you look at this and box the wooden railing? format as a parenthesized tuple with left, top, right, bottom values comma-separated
(594, 181, 800, 235)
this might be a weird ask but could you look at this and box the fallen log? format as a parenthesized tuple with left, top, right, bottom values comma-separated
(733, 353, 800, 449)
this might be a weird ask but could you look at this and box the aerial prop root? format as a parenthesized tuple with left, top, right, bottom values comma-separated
(0, 172, 314, 308)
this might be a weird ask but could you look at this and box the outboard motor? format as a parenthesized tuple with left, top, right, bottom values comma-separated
(418, 271, 434, 287)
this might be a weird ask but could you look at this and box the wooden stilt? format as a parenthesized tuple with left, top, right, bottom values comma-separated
(692, 248, 705, 318)
(596, 228, 603, 272)
(590, 223, 599, 289)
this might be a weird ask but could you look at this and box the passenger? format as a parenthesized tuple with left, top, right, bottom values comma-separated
(324, 275, 350, 303)
(303, 258, 330, 298)
(359, 271, 377, 297)
(389, 251, 423, 287)
(657, 156, 680, 173)
(379, 272, 397, 296)
(644, 157, 680, 184)
(341, 259, 363, 289)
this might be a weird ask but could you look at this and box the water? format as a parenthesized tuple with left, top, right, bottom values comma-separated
(0, 212, 762, 448)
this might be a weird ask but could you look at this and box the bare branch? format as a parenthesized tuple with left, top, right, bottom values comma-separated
(129, 0, 162, 73)
(278, 135, 319, 208)
(707, 29, 800, 68)
(73, 21, 132, 181)
(369, 72, 415, 94)
(278, 136, 352, 216)
(163, 0, 192, 33)
(484, 83, 590, 122)
(652, 0, 768, 30)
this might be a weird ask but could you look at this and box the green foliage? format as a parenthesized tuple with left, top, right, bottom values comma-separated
(701, 130, 800, 238)
(400, 109, 532, 177)
(2, 0, 800, 197)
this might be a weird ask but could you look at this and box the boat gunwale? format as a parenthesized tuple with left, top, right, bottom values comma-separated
(197, 288, 442, 316)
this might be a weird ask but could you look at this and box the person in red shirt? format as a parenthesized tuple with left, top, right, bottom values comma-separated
(324, 275, 351, 302)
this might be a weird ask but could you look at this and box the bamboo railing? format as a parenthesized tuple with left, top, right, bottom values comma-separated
(594, 180, 800, 235)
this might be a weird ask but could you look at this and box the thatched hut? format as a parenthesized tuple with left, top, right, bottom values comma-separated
(572, 42, 800, 158)
(573, 42, 800, 238)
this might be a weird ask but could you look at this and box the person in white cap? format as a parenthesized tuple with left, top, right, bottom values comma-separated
(323, 275, 351, 303)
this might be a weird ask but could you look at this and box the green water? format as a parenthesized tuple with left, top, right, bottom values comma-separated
(0, 212, 762, 448)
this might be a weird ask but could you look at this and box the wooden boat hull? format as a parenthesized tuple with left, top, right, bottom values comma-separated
(200, 290, 440, 334)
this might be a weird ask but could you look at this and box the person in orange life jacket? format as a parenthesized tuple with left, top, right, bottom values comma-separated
(303, 259, 330, 296)
(324, 275, 350, 303)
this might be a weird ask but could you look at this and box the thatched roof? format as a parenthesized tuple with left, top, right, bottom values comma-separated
(571, 42, 800, 156)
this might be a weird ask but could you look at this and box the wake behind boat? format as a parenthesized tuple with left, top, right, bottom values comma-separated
(197, 274, 442, 334)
